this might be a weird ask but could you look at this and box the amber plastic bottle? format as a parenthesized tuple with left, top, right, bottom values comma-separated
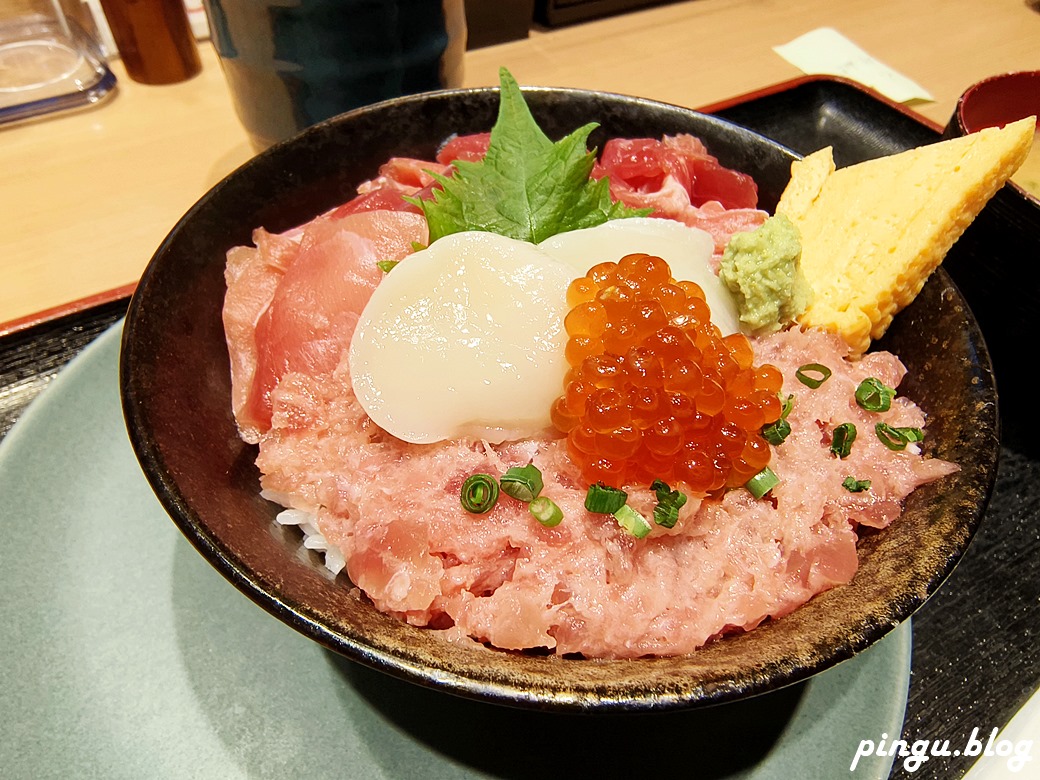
(99, 0, 201, 84)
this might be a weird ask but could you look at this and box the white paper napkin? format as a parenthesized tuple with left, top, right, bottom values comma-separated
(774, 27, 934, 104)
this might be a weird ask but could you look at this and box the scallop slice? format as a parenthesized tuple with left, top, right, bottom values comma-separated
(538, 217, 740, 335)
(349, 231, 574, 444)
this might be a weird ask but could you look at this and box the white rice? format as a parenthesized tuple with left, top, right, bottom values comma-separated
(263, 493, 346, 575)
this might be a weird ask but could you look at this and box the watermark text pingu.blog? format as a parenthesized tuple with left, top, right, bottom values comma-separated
(850, 728, 1033, 773)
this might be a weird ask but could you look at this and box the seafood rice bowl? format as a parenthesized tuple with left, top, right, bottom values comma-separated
(120, 79, 998, 710)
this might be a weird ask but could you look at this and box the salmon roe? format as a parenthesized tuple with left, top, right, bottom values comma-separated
(550, 253, 784, 494)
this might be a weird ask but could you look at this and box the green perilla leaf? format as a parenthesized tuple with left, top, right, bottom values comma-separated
(412, 67, 646, 244)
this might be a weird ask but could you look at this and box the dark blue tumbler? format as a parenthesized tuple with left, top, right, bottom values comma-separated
(203, 0, 467, 151)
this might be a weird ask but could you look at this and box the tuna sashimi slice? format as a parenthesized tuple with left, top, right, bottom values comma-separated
(593, 134, 759, 210)
(224, 210, 428, 440)
(223, 227, 306, 442)
(591, 135, 768, 256)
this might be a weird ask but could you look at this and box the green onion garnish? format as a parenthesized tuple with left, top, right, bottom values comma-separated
(650, 479, 688, 528)
(842, 477, 872, 492)
(796, 363, 832, 388)
(584, 483, 628, 514)
(500, 463, 544, 503)
(855, 378, 895, 412)
(875, 422, 925, 451)
(746, 467, 779, 499)
(529, 496, 564, 527)
(613, 504, 652, 538)
(460, 473, 499, 513)
(830, 422, 857, 459)
(762, 418, 791, 445)
(762, 393, 794, 445)
(376, 259, 399, 273)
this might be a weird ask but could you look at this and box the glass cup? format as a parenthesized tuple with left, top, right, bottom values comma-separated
(202, 0, 467, 152)
(0, 0, 114, 125)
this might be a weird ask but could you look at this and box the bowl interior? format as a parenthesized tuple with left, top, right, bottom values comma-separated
(119, 87, 999, 711)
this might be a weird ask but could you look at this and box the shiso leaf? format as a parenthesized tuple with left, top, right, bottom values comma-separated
(412, 67, 647, 244)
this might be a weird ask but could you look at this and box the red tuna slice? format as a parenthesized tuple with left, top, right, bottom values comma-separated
(303, 209, 428, 264)
(334, 136, 493, 218)
(436, 132, 491, 164)
(330, 186, 423, 217)
(591, 134, 767, 256)
(594, 137, 693, 197)
(223, 227, 307, 443)
(662, 134, 759, 209)
(238, 210, 428, 437)
(593, 134, 759, 211)
(375, 156, 452, 189)
(330, 157, 451, 218)
(680, 202, 770, 260)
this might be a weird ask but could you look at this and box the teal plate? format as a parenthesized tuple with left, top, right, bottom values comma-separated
(0, 324, 909, 779)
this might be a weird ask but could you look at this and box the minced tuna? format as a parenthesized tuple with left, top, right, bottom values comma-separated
(249, 325, 954, 659)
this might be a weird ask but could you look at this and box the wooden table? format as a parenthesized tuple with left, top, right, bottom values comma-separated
(1, 0, 1038, 329)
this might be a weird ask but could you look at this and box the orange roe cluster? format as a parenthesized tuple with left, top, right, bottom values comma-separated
(549, 253, 784, 494)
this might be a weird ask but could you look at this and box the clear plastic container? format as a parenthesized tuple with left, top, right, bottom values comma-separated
(0, 0, 116, 127)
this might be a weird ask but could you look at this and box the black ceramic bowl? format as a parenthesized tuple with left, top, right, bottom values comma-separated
(120, 86, 999, 712)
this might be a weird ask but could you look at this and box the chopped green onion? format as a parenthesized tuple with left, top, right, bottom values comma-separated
(650, 479, 688, 528)
(762, 393, 794, 445)
(796, 363, 832, 388)
(584, 483, 628, 514)
(376, 259, 399, 273)
(830, 422, 857, 459)
(460, 473, 499, 513)
(875, 422, 925, 451)
(500, 464, 544, 503)
(842, 477, 872, 492)
(529, 496, 564, 527)
(765, 397, 794, 445)
(613, 504, 652, 538)
(855, 378, 896, 412)
(746, 467, 780, 499)
(762, 418, 791, 445)
(653, 504, 681, 529)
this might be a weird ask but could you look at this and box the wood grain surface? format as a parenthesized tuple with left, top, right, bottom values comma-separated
(2, 0, 1039, 325)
